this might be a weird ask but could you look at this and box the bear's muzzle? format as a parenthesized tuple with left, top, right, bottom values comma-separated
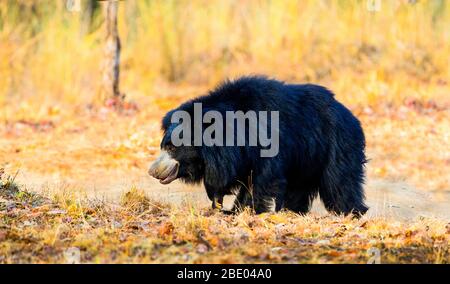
(148, 150, 179, 184)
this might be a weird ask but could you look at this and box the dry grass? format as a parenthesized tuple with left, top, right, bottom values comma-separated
(1, 1, 450, 106)
(1, 179, 448, 264)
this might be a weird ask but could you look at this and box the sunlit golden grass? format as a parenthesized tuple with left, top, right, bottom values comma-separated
(1, 1, 450, 107)
(0, 181, 448, 264)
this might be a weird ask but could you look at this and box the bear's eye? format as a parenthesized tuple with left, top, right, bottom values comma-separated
(166, 143, 176, 152)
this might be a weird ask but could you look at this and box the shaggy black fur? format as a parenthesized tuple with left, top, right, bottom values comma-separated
(160, 76, 368, 216)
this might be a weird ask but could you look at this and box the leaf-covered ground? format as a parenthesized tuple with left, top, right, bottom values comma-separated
(1, 173, 448, 264)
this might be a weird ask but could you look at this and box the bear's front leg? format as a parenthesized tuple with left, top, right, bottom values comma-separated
(212, 193, 224, 210)
(250, 178, 287, 214)
(231, 185, 251, 213)
(205, 183, 226, 210)
(253, 195, 276, 214)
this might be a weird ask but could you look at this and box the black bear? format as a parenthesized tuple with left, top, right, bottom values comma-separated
(148, 76, 368, 216)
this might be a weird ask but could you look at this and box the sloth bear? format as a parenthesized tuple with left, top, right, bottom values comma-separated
(149, 76, 368, 216)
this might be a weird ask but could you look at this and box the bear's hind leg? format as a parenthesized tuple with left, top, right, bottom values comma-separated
(319, 166, 368, 217)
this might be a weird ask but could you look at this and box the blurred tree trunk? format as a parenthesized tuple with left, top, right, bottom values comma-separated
(80, 0, 96, 36)
(101, 0, 122, 102)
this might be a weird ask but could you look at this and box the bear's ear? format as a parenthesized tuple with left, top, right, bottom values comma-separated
(161, 109, 176, 131)
(200, 145, 240, 189)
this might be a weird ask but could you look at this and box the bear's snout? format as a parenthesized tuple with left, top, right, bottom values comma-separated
(148, 150, 179, 184)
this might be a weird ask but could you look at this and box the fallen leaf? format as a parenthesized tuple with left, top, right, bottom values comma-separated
(158, 221, 174, 237)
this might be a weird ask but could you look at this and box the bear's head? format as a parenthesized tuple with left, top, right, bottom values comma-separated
(148, 130, 205, 185)
(148, 105, 206, 185)
(148, 101, 243, 201)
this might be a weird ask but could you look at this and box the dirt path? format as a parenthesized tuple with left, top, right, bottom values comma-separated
(14, 170, 449, 221)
